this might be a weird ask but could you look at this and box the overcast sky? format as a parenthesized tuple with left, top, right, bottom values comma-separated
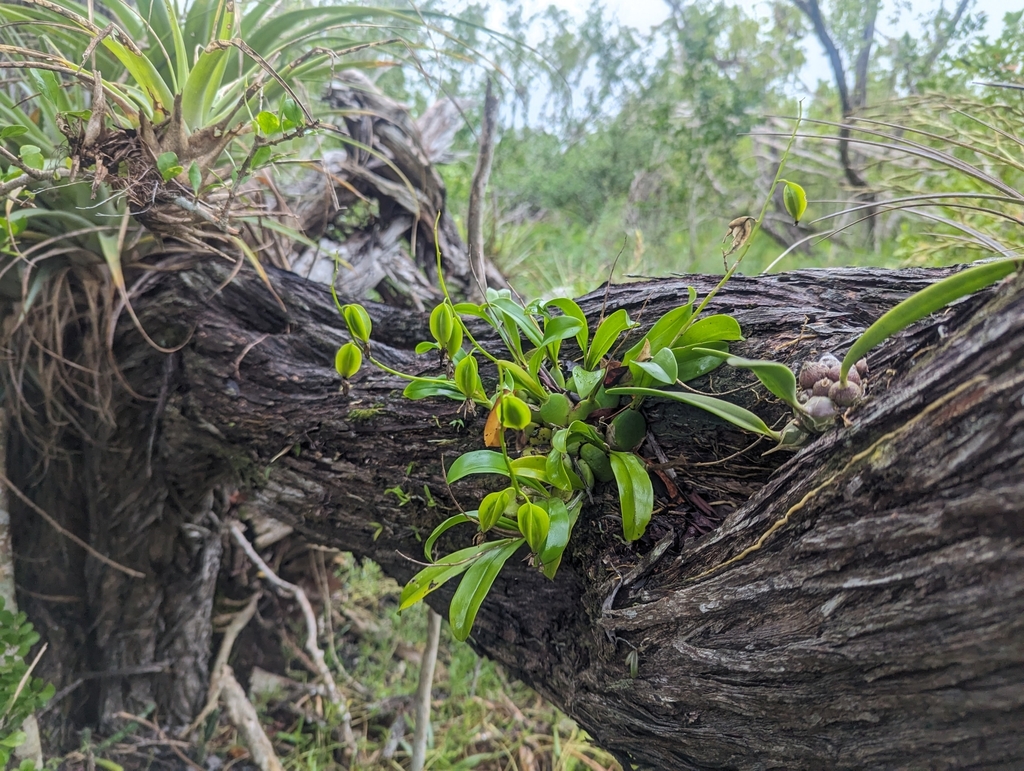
(508, 0, 1020, 92)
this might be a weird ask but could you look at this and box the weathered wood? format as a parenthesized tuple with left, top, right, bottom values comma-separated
(13, 261, 1024, 768)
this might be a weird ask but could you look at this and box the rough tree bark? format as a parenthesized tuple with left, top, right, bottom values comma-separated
(12, 261, 1024, 768)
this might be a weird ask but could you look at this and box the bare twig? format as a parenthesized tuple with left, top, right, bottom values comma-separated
(183, 592, 260, 738)
(228, 523, 356, 753)
(220, 667, 284, 771)
(468, 78, 499, 303)
(116, 711, 205, 771)
(411, 609, 442, 771)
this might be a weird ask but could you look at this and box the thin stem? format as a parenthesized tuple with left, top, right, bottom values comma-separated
(692, 102, 804, 322)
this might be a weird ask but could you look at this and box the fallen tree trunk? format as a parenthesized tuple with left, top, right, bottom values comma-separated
(12, 261, 1024, 768)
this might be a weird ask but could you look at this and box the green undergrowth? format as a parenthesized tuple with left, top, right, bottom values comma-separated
(260, 554, 620, 771)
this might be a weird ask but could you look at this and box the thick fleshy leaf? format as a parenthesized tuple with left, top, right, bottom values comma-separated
(609, 451, 653, 542)
(449, 538, 525, 641)
(490, 297, 545, 348)
(423, 514, 473, 561)
(509, 455, 550, 483)
(841, 259, 1020, 383)
(673, 342, 729, 382)
(400, 541, 508, 611)
(402, 379, 465, 402)
(675, 315, 744, 347)
(542, 315, 584, 347)
(498, 361, 548, 402)
(571, 366, 605, 399)
(546, 298, 589, 356)
(544, 448, 581, 491)
(607, 387, 780, 440)
(632, 347, 678, 385)
(447, 450, 510, 483)
(621, 298, 695, 365)
(693, 348, 799, 408)
(585, 309, 635, 370)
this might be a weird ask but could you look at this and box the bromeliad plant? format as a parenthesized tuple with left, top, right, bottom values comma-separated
(0, 0, 443, 301)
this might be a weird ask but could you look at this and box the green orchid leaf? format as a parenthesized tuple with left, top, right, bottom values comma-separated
(399, 541, 511, 611)
(402, 379, 465, 402)
(546, 298, 589, 356)
(541, 315, 584, 347)
(693, 348, 799, 408)
(498, 361, 548, 402)
(424, 514, 473, 561)
(447, 450, 510, 483)
(841, 259, 1021, 383)
(585, 309, 635, 369)
(490, 297, 544, 348)
(449, 538, 525, 641)
(570, 366, 605, 399)
(621, 298, 695, 365)
(675, 314, 744, 347)
(609, 450, 653, 542)
(673, 342, 729, 382)
(544, 448, 582, 492)
(632, 348, 678, 386)
(607, 387, 780, 439)
(509, 455, 550, 483)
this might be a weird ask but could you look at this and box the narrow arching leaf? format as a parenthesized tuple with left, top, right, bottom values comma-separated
(400, 541, 507, 611)
(607, 387, 780, 440)
(498, 361, 548, 402)
(449, 538, 525, 641)
(673, 342, 728, 382)
(424, 514, 473, 561)
(609, 451, 653, 542)
(447, 450, 510, 483)
(490, 296, 544, 348)
(586, 309, 635, 369)
(841, 259, 1020, 383)
(541, 315, 584, 347)
(622, 300, 694, 365)
(693, 348, 799, 408)
(402, 379, 465, 402)
(546, 298, 589, 356)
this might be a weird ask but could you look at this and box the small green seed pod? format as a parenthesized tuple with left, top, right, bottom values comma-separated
(498, 394, 533, 430)
(334, 342, 362, 379)
(517, 502, 550, 554)
(479, 488, 513, 532)
(341, 304, 372, 343)
(454, 355, 480, 399)
(429, 303, 455, 347)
